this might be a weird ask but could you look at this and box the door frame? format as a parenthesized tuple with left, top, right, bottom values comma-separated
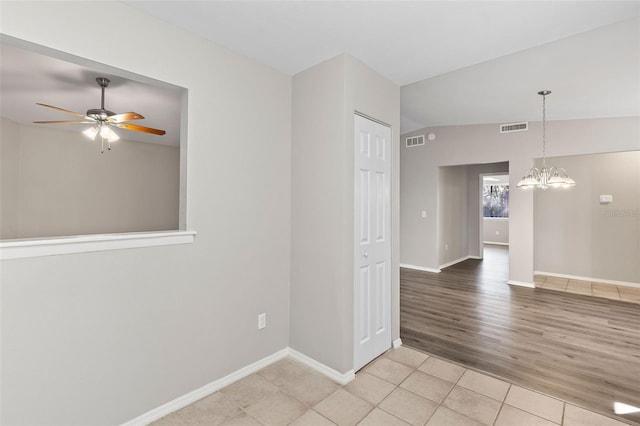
(353, 111, 393, 371)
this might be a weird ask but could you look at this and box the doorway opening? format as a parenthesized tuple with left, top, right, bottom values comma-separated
(480, 173, 509, 261)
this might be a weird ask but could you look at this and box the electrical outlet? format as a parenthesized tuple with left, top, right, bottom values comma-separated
(496, 231, 500, 235)
(258, 313, 266, 329)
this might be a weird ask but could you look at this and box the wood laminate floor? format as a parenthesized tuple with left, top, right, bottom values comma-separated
(400, 245, 640, 425)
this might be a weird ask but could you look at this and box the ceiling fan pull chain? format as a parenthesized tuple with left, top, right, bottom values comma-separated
(101, 137, 105, 154)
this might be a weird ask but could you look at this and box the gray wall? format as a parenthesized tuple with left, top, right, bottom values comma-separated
(401, 117, 639, 284)
(483, 219, 509, 245)
(535, 151, 640, 283)
(438, 165, 468, 266)
(1, 2, 292, 425)
(1, 116, 20, 238)
(1, 117, 180, 239)
(290, 54, 400, 374)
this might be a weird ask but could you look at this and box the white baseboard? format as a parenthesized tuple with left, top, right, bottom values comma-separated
(393, 338, 402, 349)
(439, 256, 471, 270)
(400, 263, 441, 273)
(122, 348, 289, 426)
(122, 347, 356, 425)
(534, 271, 640, 289)
(401, 256, 478, 272)
(483, 241, 509, 246)
(507, 280, 535, 288)
(288, 348, 355, 385)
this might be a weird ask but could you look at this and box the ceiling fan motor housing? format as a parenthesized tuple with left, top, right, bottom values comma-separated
(86, 108, 115, 120)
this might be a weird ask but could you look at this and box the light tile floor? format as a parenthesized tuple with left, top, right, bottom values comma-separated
(152, 346, 632, 425)
(535, 275, 640, 304)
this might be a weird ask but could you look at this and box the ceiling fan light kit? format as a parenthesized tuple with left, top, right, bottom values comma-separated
(34, 77, 166, 153)
(83, 123, 120, 152)
(517, 90, 576, 190)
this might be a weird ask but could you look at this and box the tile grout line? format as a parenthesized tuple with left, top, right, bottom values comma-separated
(153, 347, 636, 426)
(439, 364, 483, 426)
(406, 351, 515, 425)
(364, 354, 470, 426)
(491, 383, 512, 426)
(404, 346, 637, 426)
(535, 275, 639, 305)
(374, 356, 427, 425)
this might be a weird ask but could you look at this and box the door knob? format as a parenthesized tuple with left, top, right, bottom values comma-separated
(363, 252, 369, 258)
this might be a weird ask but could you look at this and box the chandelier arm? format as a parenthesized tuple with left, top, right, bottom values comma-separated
(519, 90, 575, 190)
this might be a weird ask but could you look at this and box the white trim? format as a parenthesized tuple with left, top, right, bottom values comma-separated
(508, 280, 535, 288)
(393, 338, 403, 349)
(483, 241, 509, 246)
(288, 348, 355, 385)
(354, 110, 391, 128)
(439, 256, 471, 270)
(400, 263, 441, 273)
(483, 217, 509, 221)
(1, 230, 196, 260)
(121, 348, 289, 426)
(123, 347, 356, 425)
(534, 271, 640, 289)
(468, 256, 482, 260)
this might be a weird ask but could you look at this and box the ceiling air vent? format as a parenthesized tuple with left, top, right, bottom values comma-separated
(406, 135, 425, 147)
(500, 122, 528, 133)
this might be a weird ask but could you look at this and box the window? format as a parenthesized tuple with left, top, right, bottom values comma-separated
(483, 179, 509, 218)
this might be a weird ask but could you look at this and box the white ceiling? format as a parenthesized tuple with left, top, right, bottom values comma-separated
(125, 1, 638, 85)
(0, 42, 183, 146)
(124, 0, 640, 133)
(401, 16, 640, 132)
(2, 1, 639, 138)
(483, 175, 509, 186)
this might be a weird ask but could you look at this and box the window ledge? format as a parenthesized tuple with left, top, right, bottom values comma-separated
(0, 230, 196, 260)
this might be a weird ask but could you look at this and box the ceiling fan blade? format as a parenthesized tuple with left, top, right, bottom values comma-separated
(33, 120, 95, 124)
(36, 103, 88, 119)
(114, 122, 166, 135)
(106, 112, 145, 123)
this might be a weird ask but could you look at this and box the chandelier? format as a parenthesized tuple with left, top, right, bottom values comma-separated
(517, 90, 575, 190)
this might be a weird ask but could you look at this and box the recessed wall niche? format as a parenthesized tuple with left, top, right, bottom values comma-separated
(0, 36, 187, 239)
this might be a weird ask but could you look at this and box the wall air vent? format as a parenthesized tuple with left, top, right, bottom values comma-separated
(405, 135, 425, 147)
(500, 122, 528, 133)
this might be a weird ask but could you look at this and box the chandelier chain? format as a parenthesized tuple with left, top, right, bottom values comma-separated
(541, 92, 546, 165)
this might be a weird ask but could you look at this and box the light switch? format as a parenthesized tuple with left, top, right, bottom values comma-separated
(599, 195, 613, 204)
(421, 210, 427, 218)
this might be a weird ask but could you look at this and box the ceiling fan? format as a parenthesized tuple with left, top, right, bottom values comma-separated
(34, 77, 166, 152)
